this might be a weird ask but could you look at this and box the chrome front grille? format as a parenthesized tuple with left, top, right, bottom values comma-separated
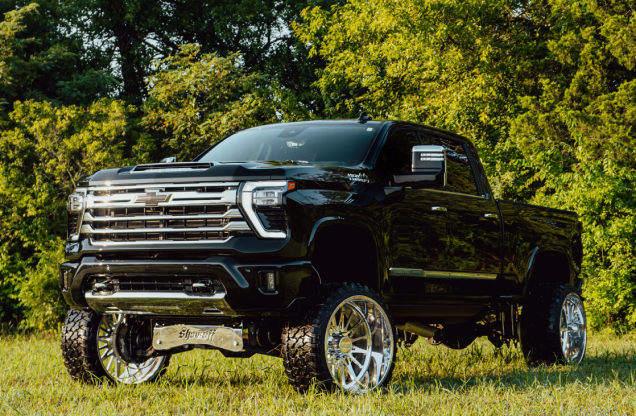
(81, 182, 253, 245)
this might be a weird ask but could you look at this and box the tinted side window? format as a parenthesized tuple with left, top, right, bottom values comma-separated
(420, 134, 479, 195)
(376, 130, 421, 174)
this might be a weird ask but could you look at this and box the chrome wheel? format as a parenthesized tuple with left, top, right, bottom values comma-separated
(97, 314, 167, 384)
(559, 293, 587, 364)
(324, 296, 394, 393)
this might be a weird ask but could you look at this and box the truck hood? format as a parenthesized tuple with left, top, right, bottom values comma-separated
(79, 161, 373, 187)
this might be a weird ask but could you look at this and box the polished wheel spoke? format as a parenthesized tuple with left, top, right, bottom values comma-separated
(559, 293, 586, 364)
(324, 296, 394, 393)
(96, 313, 165, 384)
(349, 355, 364, 369)
(350, 346, 368, 355)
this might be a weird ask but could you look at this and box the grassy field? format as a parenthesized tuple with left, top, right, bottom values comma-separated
(0, 331, 634, 415)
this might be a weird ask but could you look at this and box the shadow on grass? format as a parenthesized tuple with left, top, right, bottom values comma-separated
(390, 345, 636, 393)
(161, 357, 282, 388)
(95, 340, 635, 393)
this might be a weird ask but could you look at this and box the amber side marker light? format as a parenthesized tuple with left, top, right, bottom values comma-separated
(288, 182, 296, 191)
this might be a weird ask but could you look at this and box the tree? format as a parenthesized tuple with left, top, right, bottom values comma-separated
(62, 0, 341, 109)
(0, 1, 117, 114)
(143, 44, 278, 160)
(0, 98, 139, 327)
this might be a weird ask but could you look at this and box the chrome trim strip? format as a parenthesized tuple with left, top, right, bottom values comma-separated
(389, 268, 497, 280)
(89, 237, 234, 246)
(240, 181, 287, 239)
(418, 188, 486, 199)
(87, 182, 239, 191)
(388, 268, 425, 277)
(86, 189, 237, 208)
(83, 208, 243, 222)
(81, 222, 250, 234)
(86, 291, 226, 301)
(447, 271, 498, 280)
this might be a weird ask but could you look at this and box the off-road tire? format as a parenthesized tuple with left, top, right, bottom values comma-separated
(61, 309, 170, 383)
(520, 283, 586, 366)
(281, 283, 396, 393)
(61, 309, 109, 383)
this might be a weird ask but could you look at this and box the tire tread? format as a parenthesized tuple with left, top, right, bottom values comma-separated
(281, 283, 395, 393)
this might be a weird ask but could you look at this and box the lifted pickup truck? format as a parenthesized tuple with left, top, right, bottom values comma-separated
(60, 116, 586, 393)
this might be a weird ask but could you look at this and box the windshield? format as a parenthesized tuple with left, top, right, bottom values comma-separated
(198, 124, 380, 166)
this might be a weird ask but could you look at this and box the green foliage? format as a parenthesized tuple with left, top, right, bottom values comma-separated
(0, 2, 116, 113)
(143, 45, 278, 160)
(13, 239, 67, 330)
(61, 0, 340, 108)
(297, 0, 636, 328)
(0, 98, 135, 328)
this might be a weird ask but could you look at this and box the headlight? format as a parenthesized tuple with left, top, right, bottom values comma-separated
(241, 181, 294, 239)
(253, 186, 286, 207)
(67, 193, 85, 212)
(67, 188, 86, 241)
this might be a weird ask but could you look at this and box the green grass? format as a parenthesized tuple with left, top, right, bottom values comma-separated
(0, 331, 635, 415)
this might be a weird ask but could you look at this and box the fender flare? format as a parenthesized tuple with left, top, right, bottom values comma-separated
(522, 245, 579, 297)
(306, 216, 384, 290)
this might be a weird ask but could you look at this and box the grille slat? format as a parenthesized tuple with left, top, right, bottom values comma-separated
(83, 184, 253, 244)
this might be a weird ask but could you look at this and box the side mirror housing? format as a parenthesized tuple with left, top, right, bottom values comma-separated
(160, 156, 177, 163)
(393, 145, 446, 188)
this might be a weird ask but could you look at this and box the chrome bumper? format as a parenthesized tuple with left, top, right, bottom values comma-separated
(85, 291, 234, 316)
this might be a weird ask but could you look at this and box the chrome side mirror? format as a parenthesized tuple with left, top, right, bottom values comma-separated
(393, 145, 446, 188)
(160, 156, 177, 163)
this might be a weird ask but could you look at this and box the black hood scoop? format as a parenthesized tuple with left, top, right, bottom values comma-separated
(132, 162, 212, 173)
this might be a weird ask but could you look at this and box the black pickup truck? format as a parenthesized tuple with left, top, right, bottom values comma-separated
(60, 116, 586, 393)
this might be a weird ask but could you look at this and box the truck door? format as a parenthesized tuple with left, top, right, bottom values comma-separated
(376, 129, 450, 299)
(424, 134, 502, 299)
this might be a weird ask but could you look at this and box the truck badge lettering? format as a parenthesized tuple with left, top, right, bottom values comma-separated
(347, 173, 369, 183)
(178, 327, 216, 341)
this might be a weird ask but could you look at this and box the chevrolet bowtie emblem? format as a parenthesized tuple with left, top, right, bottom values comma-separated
(137, 191, 169, 206)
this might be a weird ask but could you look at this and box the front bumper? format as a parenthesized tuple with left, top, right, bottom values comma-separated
(60, 256, 317, 317)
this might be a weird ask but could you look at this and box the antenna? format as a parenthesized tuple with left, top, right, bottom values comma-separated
(357, 111, 372, 124)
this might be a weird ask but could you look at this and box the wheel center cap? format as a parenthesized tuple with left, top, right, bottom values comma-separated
(339, 337, 352, 354)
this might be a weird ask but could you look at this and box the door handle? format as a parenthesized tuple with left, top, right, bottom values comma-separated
(484, 213, 498, 218)
(431, 206, 447, 212)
